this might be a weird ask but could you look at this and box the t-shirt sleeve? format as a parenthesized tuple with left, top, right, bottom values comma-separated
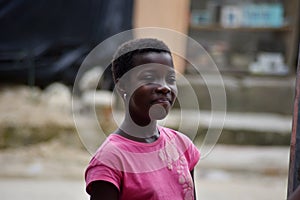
(186, 142, 201, 171)
(176, 132, 200, 171)
(85, 155, 123, 195)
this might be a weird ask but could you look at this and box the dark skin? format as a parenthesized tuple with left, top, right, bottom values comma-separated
(118, 52, 177, 127)
(289, 186, 300, 200)
(90, 181, 119, 200)
(90, 52, 197, 199)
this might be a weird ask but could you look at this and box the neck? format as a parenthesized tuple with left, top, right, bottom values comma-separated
(119, 113, 158, 139)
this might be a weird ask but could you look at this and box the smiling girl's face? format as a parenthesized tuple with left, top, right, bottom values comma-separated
(119, 52, 177, 126)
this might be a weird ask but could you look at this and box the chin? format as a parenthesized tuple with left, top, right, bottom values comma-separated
(152, 113, 168, 120)
(149, 104, 169, 120)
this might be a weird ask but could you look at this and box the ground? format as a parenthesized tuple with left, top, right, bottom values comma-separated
(0, 138, 290, 200)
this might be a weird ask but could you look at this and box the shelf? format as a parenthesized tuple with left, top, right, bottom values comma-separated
(188, 0, 299, 74)
(189, 24, 293, 32)
(185, 64, 292, 77)
(218, 69, 290, 77)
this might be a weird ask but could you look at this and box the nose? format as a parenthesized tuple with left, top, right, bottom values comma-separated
(155, 84, 171, 94)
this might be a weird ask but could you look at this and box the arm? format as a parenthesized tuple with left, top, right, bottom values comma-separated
(90, 180, 119, 200)
(289, 186, 300, 200)
(190, 169, 196, 200)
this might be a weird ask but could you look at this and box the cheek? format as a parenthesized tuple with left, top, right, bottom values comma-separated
(170, 87, 178, 105)
(127, 79, 149, 95)
(130, 86, 149, 103)
(171, 86, 178, 97)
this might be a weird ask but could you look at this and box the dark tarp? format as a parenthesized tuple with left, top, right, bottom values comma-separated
(0, 0, 133, 89)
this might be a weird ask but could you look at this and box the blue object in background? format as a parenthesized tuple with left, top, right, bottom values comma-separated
(242, 3, 283, 27)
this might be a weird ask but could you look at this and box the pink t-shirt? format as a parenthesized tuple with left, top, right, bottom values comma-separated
(85, 126, 200, 200)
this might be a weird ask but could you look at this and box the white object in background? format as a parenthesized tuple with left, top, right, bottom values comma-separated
(79, 66, 104, 91)
(42, 82, 71, 112)
(82, 90, 115, 108)
(249, 52, 289, 75)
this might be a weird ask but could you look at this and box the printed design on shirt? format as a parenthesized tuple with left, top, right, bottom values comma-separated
(158, 139, 179, 170)
(158, 140, 194, 200)
(177, 156, 194, 200)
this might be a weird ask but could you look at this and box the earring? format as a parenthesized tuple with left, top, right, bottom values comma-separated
(123, 93, 127, 100)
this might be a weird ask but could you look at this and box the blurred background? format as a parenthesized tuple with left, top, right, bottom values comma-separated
(0, 0, 299, 199)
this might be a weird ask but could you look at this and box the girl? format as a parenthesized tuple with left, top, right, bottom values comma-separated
(85, 38, 200, 200)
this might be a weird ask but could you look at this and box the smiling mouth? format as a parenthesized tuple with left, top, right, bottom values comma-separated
(152, 98, 171, 105)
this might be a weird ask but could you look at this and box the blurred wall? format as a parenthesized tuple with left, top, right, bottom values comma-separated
(133, 0, 190, 74)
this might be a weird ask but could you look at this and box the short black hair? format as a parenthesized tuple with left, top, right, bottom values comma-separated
(111, 38, 172, 83)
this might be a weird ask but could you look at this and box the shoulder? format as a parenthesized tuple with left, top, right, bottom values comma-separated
(159, 126, 194, 145)
(159, 126, 201, 168)
(94, 133, 127, 154)
(88, 134, 124, 167)
(159, 126, 197, 155)
(85, 135, 123, 195)
(85, 134, 124, 189)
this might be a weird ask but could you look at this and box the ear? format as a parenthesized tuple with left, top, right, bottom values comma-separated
(115, 78, 126, 97)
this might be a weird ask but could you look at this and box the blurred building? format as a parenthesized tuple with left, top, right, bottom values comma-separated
(134, 0, 299, 145)
(134, 0, 299, 114)
(0, 0, 299, 116)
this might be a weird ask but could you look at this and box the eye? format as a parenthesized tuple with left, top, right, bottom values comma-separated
(167, 75, 176, 84)
(145, 75, 153, 79)
(141, 74, 155, 81)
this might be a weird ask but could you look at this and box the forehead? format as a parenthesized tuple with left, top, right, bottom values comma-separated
(132, 52, 173, 68)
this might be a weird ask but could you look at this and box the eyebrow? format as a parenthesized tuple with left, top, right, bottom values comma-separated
(140, 69, 175, 75)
